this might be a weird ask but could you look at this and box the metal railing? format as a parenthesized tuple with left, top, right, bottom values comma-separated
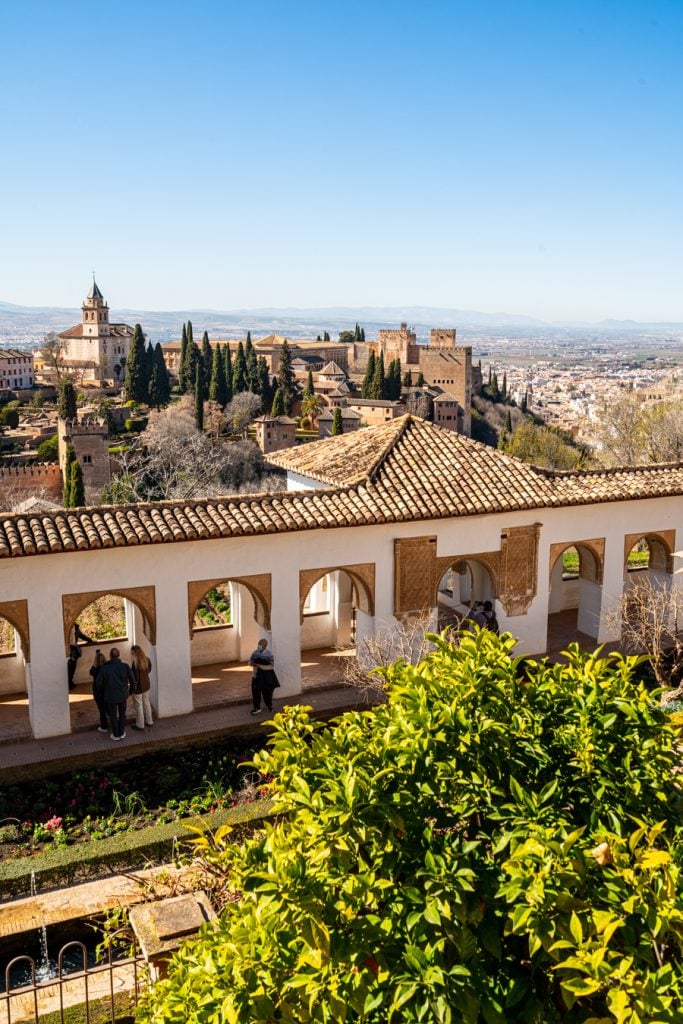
(1, 932, 148, 1024)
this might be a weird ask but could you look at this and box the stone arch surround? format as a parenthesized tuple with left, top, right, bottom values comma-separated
(187, 574, 272, 636)
(624, 530, 675, 574)
(62, 586, 157, 654)
(0, 599, 30, 662)
(299, 564, 375, 625)
(548, 538, 605, 585)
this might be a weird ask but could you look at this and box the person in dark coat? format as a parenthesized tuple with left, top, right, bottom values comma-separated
(67, 622, 92, 690)
(89, 650, 108, 732)
(249, 639, 280, 715)
(98, 647, 135, 740)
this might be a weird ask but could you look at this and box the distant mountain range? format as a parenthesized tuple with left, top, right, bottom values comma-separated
(1, 299, 682, 344)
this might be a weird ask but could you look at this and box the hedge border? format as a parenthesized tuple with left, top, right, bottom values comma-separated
(0, 799, 273, 897)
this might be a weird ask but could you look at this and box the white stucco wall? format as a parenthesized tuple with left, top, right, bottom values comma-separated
(0, 490, 681, 738)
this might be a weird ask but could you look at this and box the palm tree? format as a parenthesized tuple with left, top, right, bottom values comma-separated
(301, 393, 323, 429)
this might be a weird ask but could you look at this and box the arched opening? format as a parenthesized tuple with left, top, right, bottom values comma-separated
(63, 592, 156, 733)
(546, 543, 603, 654)
(189, 579, 268, 710)
(0, 612, 31, 742)
(436, 559, 496, 630)
(300, 569, 374, 690)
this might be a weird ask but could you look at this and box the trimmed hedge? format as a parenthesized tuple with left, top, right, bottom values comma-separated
(0, 799, 273, 897)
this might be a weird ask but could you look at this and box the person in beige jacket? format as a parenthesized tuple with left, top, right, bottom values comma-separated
(130, 645, 154, 730)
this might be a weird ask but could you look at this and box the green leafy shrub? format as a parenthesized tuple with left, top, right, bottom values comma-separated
(124, 417, 146, 432)
(36, 432, 59, 460)
(138, 632, 683, 1024)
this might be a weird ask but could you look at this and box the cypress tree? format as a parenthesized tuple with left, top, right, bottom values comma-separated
(257, 356, 272, 406)
(386, 358, 402, 401)
(201, 332, 213, 388)
(63, 444, 77, 505)
(502, 372, 507, 398)
(209, 345, 229, 407)
(332, 407, 343, 435)
(232, 341, 247, 394)
(271, 387, 285, 417)
(246, 330, 252, 347)
(223, 344, 233, 404)
(488, 365, 492, 387)
(144, 342, 154, 394)
(186, 320, 194, 348)
(125, 324, 148, 404)
(521, 393, 528, 413)
(246, 346, 259, 393)
(277, 339, 296, 414)
(69, 458, 86, 508)
(504, 410, 513, 434)
(185, 342, 201, 396)
(362, 351, 376, 399)
(416, 371, 425, 387)
(492, 371, 499, 398)
(354, 323, 361, 342)
(194, 363, 204, 431)
(316, 335, 322, 342)
(360, 328, 366, 342)
(371, 350, 386, 400)
(303, 370, 314, 401)
(149, 343, 171, 408)
(402, 370, 412, 388)
(58, 379, 77, 421)
(323, 331, 330, 342)
(178, 323, 189, 391)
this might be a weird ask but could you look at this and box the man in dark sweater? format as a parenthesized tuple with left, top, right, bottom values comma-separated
(99, 648, 136, 740)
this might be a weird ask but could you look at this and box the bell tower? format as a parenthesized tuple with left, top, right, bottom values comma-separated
(81, 278, 111, 338)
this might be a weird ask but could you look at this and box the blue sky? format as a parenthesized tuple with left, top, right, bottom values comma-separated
(1, 0, 681, 320)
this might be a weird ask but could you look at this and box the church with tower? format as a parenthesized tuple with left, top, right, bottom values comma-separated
(58, 280, 134, 382)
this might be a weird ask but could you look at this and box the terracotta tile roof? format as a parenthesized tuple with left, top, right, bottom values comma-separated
(1, 416, 683, 559)
(59, 323, 133, 339)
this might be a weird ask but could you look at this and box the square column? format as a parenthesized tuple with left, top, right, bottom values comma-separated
(597, 537, 625, 644)
(154, 579, 193, 718)
(269, 570, 302, 697)
(26, 596, 71, 738)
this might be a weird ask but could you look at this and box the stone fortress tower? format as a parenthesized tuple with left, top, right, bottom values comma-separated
(58, 280, 134, 382)
(376, 325, 473, 436)
(58, 417, 111, 504)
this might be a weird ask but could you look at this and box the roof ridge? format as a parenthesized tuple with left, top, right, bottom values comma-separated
(364, 415, 413, 483)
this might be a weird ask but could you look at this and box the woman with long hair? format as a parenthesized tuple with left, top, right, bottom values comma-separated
(89, 649, 108, 732)
(130, 644, 154, 730)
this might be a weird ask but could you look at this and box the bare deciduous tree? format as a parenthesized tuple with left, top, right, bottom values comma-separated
(225, 392, 262, 438)
(341, 610, 440, 697)
(596, 395, 683, 466)
(608, 575, 683, 699)
(104, 398, 271, 503)
(41, 332, 68, 382)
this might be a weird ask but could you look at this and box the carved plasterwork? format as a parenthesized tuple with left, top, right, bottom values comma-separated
(0, 599, 30, 662)
(549, 538, 605, 585)
(299, 564, 375, 624)
(188, 574, 272, 636)
(624, 530, 675, 574)
(434, 552, 501, 601)
(394, 537, 438, 615)
(62, 586, 157, 653)
(499, 524, 541, 616)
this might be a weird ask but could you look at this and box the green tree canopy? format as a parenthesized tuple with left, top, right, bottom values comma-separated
(232, 341, 247, 395)
(304, 370, 314, 401)
(223, 344, 234, 405)
(148, 343, 171, 409)
(194, 364, 204, 431)
(57, 378, 77, 421)
(503, 421, 588, 470)
(370, 349, 386, 399)
(139, 633, 683, 1024)
(270, 386, 285, 417)
(331, 406, 343, 435)
(201, 332, 213, 388)
(361, 350, 376, 399)
(125, 324, 149, 404)
(277, 339, 297, 414)
(178, 322, 189, 391)
(209, 345, 229, 407)
(68, 457, 86, 508)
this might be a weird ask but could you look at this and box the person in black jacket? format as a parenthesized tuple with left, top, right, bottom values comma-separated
(249, 639, 280, 715)
(98, 648, 135, 740)
(67, 622, 92, 690)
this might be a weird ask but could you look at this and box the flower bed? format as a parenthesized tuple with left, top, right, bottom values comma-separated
(0, 737, 267, 865)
